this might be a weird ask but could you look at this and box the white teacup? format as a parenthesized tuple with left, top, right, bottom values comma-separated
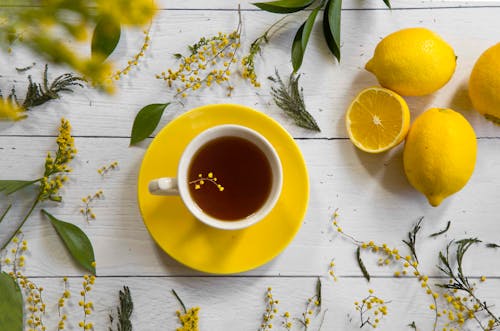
(148, 124, 283, 230)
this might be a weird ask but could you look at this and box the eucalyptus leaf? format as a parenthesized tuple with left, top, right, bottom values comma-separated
(323, 0, 342, 62)
(130, 103, 170, 145)
(383, 0, 392, 9)
(91, 16, 121, 62)
(0, 179, 39, 195)
(42, 209, 96, 275)
(291, 7, 320, 72)
(0, 272, 23, 331)
(0, 204, 12, 224)
(253, 0, 314, 13)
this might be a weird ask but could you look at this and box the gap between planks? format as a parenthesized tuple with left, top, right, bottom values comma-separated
(20, 275, 500, 279)
(1, 135, 500, 140)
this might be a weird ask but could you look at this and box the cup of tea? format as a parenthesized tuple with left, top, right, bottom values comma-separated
(148, 124, 283, 230)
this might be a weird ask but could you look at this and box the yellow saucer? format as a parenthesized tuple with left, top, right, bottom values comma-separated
(137, 104, 309, 274)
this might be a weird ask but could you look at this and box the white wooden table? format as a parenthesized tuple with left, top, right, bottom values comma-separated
(1, 1, 500, 330)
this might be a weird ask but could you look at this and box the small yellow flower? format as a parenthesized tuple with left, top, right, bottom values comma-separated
(0, 100, 25, 121)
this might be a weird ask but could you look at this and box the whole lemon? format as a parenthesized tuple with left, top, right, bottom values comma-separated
(403, 108, 476, 207)
(469, 43, 500, 123)
(365, 28, 456, 96)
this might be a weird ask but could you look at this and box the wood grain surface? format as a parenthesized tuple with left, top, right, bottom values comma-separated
(1, 1, 500, 330)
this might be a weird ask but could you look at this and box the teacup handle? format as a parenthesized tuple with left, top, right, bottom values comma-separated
(148, 178, 179, 195)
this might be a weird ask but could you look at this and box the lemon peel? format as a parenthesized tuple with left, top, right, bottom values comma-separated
(366, 27, 456, 96)
(403, 108, 477, 207)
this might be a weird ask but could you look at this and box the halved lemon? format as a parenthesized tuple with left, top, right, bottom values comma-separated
(345, 87, 410, 153)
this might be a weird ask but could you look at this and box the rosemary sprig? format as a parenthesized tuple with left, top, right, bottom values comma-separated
(486, 243, 500, 248)
(402, 217, 423, 263)
(268, 69, 320, 132)
(109, 286, 134, 331)
(429, 221, 451, 238)
(20, 64, 85, 110)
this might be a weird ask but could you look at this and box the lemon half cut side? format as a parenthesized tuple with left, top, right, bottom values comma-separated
(346, 87, 411, 153)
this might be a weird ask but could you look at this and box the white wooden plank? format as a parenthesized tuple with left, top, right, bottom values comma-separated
(1, 8, 500, 138)
(1, 276, 499, 330)
(2, 0, 499, 9)
(1, 137, 500, 277)
(158, 0, 500, 9)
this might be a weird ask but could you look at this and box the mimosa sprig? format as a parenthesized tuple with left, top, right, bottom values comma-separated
(130, 8, 243, 145)
(0, 118, 96, 275)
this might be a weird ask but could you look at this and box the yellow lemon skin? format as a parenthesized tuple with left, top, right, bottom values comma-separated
(403, 108, 477, 207)
(365, 28, 456, 96)
(469, 43, 500, 122)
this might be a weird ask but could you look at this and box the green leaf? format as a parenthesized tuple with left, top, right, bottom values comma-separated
(130, 103, 170, 145)
(291, 7, 320, 72)
(323, 0, 342, 62)
(0, 179, 39, 195)
(253, 0, 314, 13)
(91, 16, 121, 62)
(0, 272, 23, 331)
(356, 246, 370, 282)
(42, 209, 96, 275)
(0, 204, 12, 224)
(383, 0, 391, 9)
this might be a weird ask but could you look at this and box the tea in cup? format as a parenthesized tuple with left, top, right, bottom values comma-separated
(148, 124, 283, 230)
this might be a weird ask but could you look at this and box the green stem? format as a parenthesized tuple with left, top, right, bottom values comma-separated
(1, 195, 39, 251)
(0, 204, 12, 224)
(263, 14, 290, 39)
(172, 289, 187, 314)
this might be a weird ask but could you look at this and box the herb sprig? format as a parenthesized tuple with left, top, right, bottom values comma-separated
(21, 64, 85, 110)
(268, 69, 320, 132)
(109, 286, 134, 331)
(402, 217, 423, 263)
(0, 65, 84, 121)
(437, 238, 500, 330)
